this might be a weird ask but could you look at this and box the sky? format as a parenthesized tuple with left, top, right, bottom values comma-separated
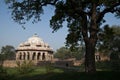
(0, 1, 120, 51)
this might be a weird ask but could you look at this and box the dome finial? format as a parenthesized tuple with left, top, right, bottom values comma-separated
(35, 33, 37, 35)
(33, 33, 38, 37)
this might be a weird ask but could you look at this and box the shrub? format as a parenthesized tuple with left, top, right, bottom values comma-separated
(110, 60, 120, 71)
(0, 65, 8, 80)
(45, 63, 54, 73)
(110, 52, 120, 71)
(16, 60, 34, 74)
(96, 61, 111, 71)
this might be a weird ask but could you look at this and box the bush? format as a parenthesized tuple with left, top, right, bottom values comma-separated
(110, 60, 120, 71)
(0, 65, 9, 80)
(45, 63, 54, 73)
(96, 61, 111, 71)
(16, 60, 34, 74)
(96, 59, 120, 71)
(110, 52, 120, 71)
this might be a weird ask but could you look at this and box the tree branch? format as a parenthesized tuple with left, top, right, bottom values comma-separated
(41, 0, 58, 6)
(81, 14, 89, 43)
(97, 2, 120, 23)
(69, 0, 90, 19)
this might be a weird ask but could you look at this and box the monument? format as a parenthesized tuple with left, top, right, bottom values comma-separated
(16, 34, 53, 61)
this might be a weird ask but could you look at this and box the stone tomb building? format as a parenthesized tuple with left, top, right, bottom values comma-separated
(16, 34, 53, 62)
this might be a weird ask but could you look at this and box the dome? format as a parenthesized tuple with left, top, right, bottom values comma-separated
(27, 34, 44, 45)
(17, 34, 53, 51)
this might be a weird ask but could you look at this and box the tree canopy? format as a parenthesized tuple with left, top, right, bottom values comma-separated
(0, 45, 15, 60)
(54, 46, 84, 60)
(98, 25, 120, 53)
(5, 0, 120, 73)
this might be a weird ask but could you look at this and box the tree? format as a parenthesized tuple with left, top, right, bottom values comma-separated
(0, 45, 15, 60)
(54, 46, 83, 60)
(98, 25, 120, 71)
(97, 25, 114, 56)
(111, 26, 120, 52)
(54, 47, 71, 59)
(6, 0, 120, 73)
(98, 25, 120, 54)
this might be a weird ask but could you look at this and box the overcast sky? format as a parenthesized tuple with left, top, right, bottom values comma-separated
(0, 1, 120, 51)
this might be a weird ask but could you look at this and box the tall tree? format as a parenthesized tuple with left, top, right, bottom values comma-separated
(98, 25, 120, 54)
(54, 46, 83, 60)
(6, 0, 120, 73)
(54, 47, 71, 59)
(0, 45, 15, 60)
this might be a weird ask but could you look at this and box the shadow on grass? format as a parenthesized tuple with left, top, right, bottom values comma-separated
(11, 71, 120, 80)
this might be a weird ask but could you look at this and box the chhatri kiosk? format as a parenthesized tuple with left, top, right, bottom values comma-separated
(16, 34, 53, 62)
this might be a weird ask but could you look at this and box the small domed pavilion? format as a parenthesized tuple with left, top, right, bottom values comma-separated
(16, 34, 53, 61)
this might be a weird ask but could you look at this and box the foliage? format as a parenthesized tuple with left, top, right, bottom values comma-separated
(0, 65, 9, 80)
(98, 25, 120, 55)
(0, 45, 15, 60)
(5, 0, 120, 73)
(45, 63, 54, 73)
(0, 53, 5, 65)
(96, 61, 111, 71)
(3, 70, 120, 80)
(4, 66, 64, 80)
(96, 51, 120, 71)
(0, 65, 7, 74)
(16, 60, 34, 74)
(110, 59, 120, 71)
(54, 46, 84, 60)
(110, 51, 120, 71)
(1, 66, 120, 80)
(54, 47, 70, 59)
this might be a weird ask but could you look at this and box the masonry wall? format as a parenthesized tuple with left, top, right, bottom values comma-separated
(2, 60, 17, 67)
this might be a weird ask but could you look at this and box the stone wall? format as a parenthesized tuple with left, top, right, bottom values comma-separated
(1, 60, 53, 67)
(54, 60, 74, 67)
(2, 60, 17, 67)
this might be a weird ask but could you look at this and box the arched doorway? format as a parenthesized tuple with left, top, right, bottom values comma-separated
(19, 52, 22, 60)
(23, 52, 26, 60)
(37, 52, 41, 60)
(32, 52, 36, 60)
(27, 52, 30, 60)
(42, 53, 45, 60)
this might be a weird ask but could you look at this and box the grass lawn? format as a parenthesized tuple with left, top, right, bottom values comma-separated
(2, 67, 120, 80)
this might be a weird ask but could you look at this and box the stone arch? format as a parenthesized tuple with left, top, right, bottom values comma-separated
(37, 52, 41, 60)
(95, 55, 101, 61)
(32, 52, 36, 60)
(42, 53, 45, 60)
(27, 52, 30, 60)
(23, 52, 26, 60)
(19, 52, 22, 60)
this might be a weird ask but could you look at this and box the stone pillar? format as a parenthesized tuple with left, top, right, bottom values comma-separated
(21, 52, 23, 60)
(27, 52, 28, 60)
(24, 52, 28, 60)
(45, 52, 47, 61)
(18, 52, 22, 60)
(47, 53, 49, 60)
(40, 53, 42, 60)
(16, 52, 18, 60)
(51, 54, 53, 61)
(35, 52, 38, 61)
(30, 51, 33, 60)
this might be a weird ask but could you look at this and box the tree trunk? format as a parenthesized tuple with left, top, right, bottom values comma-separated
(83, 3, 97, 74)
(85, 40, 96, 73)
